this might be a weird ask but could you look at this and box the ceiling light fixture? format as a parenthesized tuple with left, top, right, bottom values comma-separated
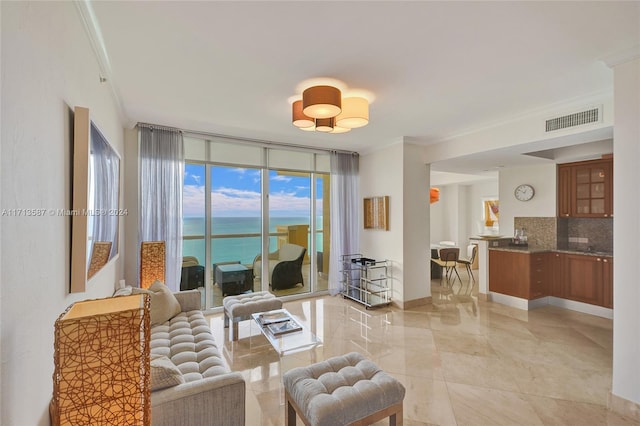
(303, 85, 342, 118)
(291, 80, 370, 134)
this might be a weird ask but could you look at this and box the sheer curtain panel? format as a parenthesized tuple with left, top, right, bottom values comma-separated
(138, 126, 184, 291)
(328, 152, 360, 295)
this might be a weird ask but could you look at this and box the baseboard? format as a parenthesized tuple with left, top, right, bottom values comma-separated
(609, 392, 640, 422)
(393, 296, 431, 310)
(488, 293, 613, 319)
(477, 292, 489, 302)
(548, 297, 613, 319)
(488, 292, 530, 310)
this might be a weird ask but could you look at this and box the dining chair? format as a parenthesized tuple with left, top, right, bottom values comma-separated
(457, 244, 478, 283)
(430, 247, 462, 285)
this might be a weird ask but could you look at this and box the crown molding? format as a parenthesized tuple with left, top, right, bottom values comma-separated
(74, 1, 126, 122)
(602, 45, 640, 68)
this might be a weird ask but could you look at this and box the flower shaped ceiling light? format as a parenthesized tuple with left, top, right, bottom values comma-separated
(291, 78, 374, 134)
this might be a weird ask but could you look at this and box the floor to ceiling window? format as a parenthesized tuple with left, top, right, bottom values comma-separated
(181, 136, 330, 310)
(268, 169, 312, 296)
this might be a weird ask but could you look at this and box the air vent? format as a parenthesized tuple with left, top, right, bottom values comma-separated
(545, 107, 600, 132)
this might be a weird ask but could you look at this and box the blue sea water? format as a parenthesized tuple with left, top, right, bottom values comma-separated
(183, 217, 321, 265)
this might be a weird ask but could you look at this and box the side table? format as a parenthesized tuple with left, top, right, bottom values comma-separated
(215, 263, 253, 296)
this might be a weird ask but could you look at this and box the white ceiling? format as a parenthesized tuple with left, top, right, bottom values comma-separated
(89, 1, 639, 177)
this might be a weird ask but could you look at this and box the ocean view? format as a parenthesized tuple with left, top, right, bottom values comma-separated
(183, 216, 321, 265)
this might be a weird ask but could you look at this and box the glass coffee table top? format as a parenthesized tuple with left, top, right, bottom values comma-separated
(251, 308, 322, 356)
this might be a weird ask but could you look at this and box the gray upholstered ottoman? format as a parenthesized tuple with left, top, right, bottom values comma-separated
(283, 352, 405, 426)
(223, 291, 282, 341)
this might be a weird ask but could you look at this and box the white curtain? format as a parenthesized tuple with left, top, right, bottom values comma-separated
(89, 124, 120, 263)
(139, 126, 184, 291)
(328, 152, 360, 295)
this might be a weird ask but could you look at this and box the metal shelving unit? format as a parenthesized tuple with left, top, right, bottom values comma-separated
(340, 254, 391, 308)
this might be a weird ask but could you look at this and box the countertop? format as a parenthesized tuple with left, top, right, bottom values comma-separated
(489, 246, 613, 258)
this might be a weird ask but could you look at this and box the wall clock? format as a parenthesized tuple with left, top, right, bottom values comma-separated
(514, 184, 535, 201)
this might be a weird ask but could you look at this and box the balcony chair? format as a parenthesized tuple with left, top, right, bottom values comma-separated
(253, 243, 306, 290)
(180, 256, 205, 291)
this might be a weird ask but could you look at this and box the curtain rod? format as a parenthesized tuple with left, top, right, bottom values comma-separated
(136, 122, 358, 156)
(137, 122, 182, 133)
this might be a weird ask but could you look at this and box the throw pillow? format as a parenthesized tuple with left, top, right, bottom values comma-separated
(113, 285, 133, 297)
(150, 354, 185, 391)
(132, 280, 182, 325)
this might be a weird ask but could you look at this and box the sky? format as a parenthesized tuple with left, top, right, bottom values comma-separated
(183, 164, 324, 217)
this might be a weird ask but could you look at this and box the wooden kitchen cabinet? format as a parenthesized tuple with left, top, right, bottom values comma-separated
(490, 250, 612, 307)
(557, 158, 613, 218)
(549, 252, 566, 298)
(602, 257, 613, 309)
(489, 250, 549, 300)
(529, 253, 549, 299)
(565, 254, 602, 305)
(557, 165, 572, 217)
(564, 253, 613, 307)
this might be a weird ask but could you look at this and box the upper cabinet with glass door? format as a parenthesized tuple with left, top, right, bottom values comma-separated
(557, 157, 613, 218)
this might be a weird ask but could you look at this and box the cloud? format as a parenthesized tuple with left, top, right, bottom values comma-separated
(183, 184, 205, 216)
(269, 190, 310, 213)
(183, 184, 323, 217)
(271, 175, 292, 182)
(211, 187, 261, 215)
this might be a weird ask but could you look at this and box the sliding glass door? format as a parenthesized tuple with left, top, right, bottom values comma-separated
(181, 136, 331, 310)
(210, 165, 262, 305)
(268, 170, 311, 296)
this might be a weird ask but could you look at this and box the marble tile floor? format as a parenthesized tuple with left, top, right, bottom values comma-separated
(205, 276, 638, 425)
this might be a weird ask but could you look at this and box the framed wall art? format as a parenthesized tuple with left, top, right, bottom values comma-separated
(364, 196, 389, 230)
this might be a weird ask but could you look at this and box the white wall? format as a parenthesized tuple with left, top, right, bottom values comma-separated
(360, 142, 406, 301)
(402, 143, 430, 302)
(421, 93, 613, 165)
(360, 141, 431, 304)
(468, 180, 499, 236)
(498, 164, 557, 237)
(0, 3, 125, 424)
(611, 57, 640, 409)
(429, 185, 451, 244)
(430, 180, 498, 246)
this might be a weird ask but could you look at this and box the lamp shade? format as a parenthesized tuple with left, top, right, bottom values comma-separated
(330, 124, 351, 134)
(336, 97, 369, 128)
(430, 187, 440, 204)
(315, 117, 335, 132)
(292, 100, 314, 128)
(302, 85, 341, 119)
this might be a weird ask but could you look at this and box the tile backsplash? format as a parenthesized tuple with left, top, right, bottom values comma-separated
(514, 217, 557, 249)
(557, 217, 613, 252)
(513, 216, 613, 253)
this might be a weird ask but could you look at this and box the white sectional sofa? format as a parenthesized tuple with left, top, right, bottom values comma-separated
(120, 285, 245, 425)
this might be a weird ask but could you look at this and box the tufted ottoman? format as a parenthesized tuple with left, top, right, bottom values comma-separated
(283, 352, 405, 426)
(223, 291, 283, 341)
